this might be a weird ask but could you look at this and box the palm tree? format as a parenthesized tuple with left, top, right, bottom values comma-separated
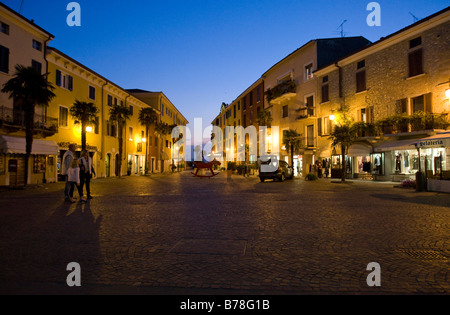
(138, 107, 158, 174)
(109, 104, 131, 178)
(70, 100, 98, 151)
(1, 65, 56, 186)
(328, 124, 358, 182)
(282, 129, 303, 169)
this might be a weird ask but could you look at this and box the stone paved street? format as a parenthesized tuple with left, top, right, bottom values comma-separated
(0, 171, 449, 295)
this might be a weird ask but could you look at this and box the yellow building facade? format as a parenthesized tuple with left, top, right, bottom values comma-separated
(0, 3, 187, 186)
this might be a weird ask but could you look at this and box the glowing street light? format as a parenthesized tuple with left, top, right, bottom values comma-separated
(329, 114, 336, 121)
(85, 126, 92, 133)
(445, 89, 450, 99)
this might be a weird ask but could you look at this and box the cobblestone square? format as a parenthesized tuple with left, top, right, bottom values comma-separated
(0, 172, 449, 295)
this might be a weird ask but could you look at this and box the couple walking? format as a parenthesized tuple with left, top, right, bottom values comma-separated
(61, 144, 95, 203)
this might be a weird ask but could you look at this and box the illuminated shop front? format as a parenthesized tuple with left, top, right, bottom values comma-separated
(374, 132, 450, 182)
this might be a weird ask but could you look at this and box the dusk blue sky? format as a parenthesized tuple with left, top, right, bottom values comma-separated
(2, 0, 448, 130)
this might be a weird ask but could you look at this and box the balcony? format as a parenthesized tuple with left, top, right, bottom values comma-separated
(265, 79, 297, 104)
(376, 112, 449, 136)
(0, 106, 58, 137)
(296, 106, 315, 120)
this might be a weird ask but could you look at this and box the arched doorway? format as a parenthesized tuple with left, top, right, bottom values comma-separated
(106, 154, 111, 177)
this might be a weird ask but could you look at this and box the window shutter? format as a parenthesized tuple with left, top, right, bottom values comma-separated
(356, 71, 366, 92)
(318, 118, 322, 136)
(424, 93, 432, 113)
(68, 76, 73, 91)
(328, 118, 333, 134)
(408, 49, 423, 77)
(56, 70, 61, 86)
(357, 109, 362, 122)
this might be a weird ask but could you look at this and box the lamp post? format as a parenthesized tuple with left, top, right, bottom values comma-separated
(142, 137, 148, 175)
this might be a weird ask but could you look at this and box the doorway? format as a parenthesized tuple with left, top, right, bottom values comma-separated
(106, 154, 111, 177)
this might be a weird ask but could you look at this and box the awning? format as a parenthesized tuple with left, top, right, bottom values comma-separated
(414, 131, 450, 148)
(374, 138, 420, 152)
(347, 143, 373, 156)
(0, 136, 59, 155)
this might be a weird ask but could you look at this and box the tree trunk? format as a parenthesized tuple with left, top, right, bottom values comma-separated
(81, 120, 87, 151)
(290, 143, 294, 168)
(341, 144, 346, 182)
(24, 107, 35, 187)
(118, 122, 123, 178)
(145, 126, 149, 175)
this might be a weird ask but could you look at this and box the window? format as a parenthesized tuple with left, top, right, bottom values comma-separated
(323, 117, 331, 135)
(410, 37, 422, 49)
(31, 60, 42, 74)
(114, 97, 118, 106)
(107, 121, 117, 137)
(161, 103, 164, 116)
(166, 140, 169, 148)
(257, 86, 261, 103)
(355, 60, 366, 93)
(107, 95, 113, 106)
(307, 125, 315, 147)
(305, 63, 313, 81)
(249, 92, 253, 106)
(89, 86, 96, 100)
(129, 105, 134, 116)
(56, 70, 73, 91)
(243, 97, 247, 110)
(94, 117, 99, 134)
(59, 106, 68, 127)
(396, 98, 408, 114)
(129, 127, 133, 140)
(282, 105, 289, 118)
(0, 45, 9, 73)
(411, 94, 432, 113)
(32, 40, 42, 51)
(321, 76, 329, 103)
(408, 49, 423, 77)
(1, 22, 10, 35)
(356, 70, 366, 92)
(237, 101, 240, 111)
(306, 95, 315, 116)
(357, 60, 366, 69)
(233, 105, 236, 118)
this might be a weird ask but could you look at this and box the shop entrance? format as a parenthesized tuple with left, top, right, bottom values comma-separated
(8, 156, 25, 186)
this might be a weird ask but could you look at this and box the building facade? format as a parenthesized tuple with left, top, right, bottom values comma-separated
(0, 3, 188, 186)
(314, 6, 450, 181)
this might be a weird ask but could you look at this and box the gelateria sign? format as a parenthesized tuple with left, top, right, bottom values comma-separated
(416, 138, 450, 148)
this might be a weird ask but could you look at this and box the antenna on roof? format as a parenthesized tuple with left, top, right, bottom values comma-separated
(19, 0, 24, 13)
(409, 12, 420, 23)
(337, 20, 348, 38)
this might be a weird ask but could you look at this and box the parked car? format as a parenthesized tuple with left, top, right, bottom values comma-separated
(258, 155, 294, 182)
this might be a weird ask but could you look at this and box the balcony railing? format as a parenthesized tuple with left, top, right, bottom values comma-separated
(376, 112, 449, 135)
(296, 106, 315, 120)
(0, 106, 58, 135)
(265, 79, 297, 103)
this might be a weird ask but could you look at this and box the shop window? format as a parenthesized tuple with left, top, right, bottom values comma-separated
(371, 153, 384, 175)
(33, 155, 46, 173)
(129, 127, 133, 141)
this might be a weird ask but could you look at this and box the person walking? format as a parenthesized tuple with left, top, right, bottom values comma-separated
(79, 150, 95, 200)
(67, 158, 85, 203)
(61, 143, 77, 202)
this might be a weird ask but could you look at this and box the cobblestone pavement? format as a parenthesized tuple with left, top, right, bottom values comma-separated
(0, 171, 449, 295)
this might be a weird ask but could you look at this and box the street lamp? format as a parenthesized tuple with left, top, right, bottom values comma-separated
(86, 126, 92, 133)
(445, 89, 450, 99)
(329, 114, 336, 121)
